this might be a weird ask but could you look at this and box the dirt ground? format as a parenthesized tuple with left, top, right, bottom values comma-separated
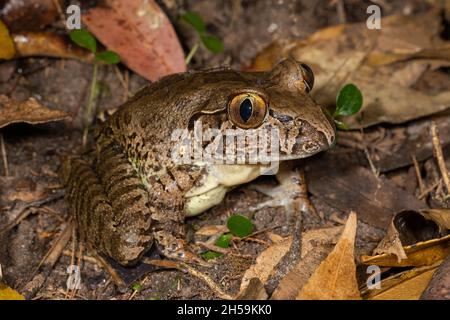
(0, 0, 447, 300)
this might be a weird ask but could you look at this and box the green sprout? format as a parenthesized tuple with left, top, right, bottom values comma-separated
(201, 214, 254, 261)
(68, 29, 121, 145)
(332, 83, 363, 130)
(180, 11, 224, 64)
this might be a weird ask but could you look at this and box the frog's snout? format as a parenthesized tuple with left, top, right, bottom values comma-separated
(292, 120, 335, 157)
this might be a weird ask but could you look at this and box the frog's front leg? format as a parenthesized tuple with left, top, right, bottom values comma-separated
(249, 162, 318, 218)
(142, 174, 204, 264)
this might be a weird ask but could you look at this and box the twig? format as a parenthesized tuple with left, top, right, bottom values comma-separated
(412, 155, 425, 195)
(70, 241, 84, 299)
(62, 250, 100, 265)
(418, 179, 441, 200)
(336, 0, 346, 24)
(143, 258, 233, 299)
(0, 132, 9, 176)
(180, 263, 234, 300)
(65, 229, 77, 299)
(431, 122, 450, 198)
(23, 221, 74, 299)
(198, 242, 253, 259)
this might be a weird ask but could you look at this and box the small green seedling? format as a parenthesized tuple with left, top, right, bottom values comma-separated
(215, 233, 233, 248)
(68, 29, 121, 145)
(131, 282, 142, 292)
(227, 214, 253, 238)
(332, 83, 363, 130)
(201, 251, 223, 261)
(69, 29, 120, 64)
(181, 11, 224, 64)
(201, 214, 254, 261)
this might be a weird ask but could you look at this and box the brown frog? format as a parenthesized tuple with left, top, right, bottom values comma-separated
(61, 58, 336, 266)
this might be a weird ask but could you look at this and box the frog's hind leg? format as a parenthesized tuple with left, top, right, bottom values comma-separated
(61, 148, 153, 266)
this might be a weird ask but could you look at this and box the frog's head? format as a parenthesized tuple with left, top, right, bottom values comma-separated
(188, 58, 336, 162)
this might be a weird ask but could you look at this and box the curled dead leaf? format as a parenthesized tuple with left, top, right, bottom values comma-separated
(12, 32, 93, 61)
(361, 234, 450, 268)
(0, 95, 70, 129)
(369, 210, 450, 265)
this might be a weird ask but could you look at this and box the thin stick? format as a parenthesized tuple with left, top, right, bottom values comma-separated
(431, 122, 450, 197)
(0, 132, 9, 176)
(65, 227, 77, 299)
(70, 241, 84, 299)
(143, 258, 233, 300)
(336, 0, 346, 24)
(412, 155, 425, 195)
(419, 179, 441, 200)
(198, 242, 253, 259)
(180, 263, 233, 300)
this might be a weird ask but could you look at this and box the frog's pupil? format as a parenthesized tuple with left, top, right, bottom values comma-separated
(239, 98, 253, 122)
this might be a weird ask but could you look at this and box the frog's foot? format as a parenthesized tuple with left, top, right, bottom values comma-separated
(249, 162, 319, 218)
(155, 232, 209, 267)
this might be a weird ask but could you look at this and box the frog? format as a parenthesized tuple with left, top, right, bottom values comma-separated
(61, 58, 336, 267)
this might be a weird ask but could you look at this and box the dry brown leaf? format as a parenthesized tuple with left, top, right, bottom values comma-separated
(250, 11, 450, 129)
(12, 32, 93, 61)
(296, 212, 360, 300)
(422, 209, 450, 230)
(0, 19, 15, 59)
(195, 225, 228, 237)
(271, 245, 331, 300)
(361, 234, 450, 267)
(0, 95, 70, 129)
(236, 278, 268, 300)
(362, 263, 440, 300)
(0, 0, 59, 33)
(239, 236, 292, 293)
(301, 226, 343, 258)
(0, 283, 25, 300)
(83, 0, 186, 81)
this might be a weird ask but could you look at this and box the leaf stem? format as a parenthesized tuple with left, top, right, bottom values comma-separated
(185, 42, 199, 65)
(82, 63, 98, 146)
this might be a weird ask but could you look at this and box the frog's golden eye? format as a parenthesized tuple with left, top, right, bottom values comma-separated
(228, 93, 268, 129)
(299, 63, 314, 92)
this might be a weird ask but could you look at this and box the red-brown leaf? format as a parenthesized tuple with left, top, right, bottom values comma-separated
(83, 0, 186, 81)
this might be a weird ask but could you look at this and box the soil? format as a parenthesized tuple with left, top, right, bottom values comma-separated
(0, 0, 442, 300)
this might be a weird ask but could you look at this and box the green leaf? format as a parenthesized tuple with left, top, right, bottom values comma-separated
(200, 34, 224, 53)
(132, 283, 142, 292)
(215, 233, 233, 248)
(227, 214, 253, 238)
(334, 84, 363, 117)
(69, 29, 97, 53)
(201, 251, 223, 261)
(95, 51, 121, 64)
(181, 11, 206, 34)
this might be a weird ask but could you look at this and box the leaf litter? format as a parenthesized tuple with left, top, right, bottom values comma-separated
(1, 1, 450, 301)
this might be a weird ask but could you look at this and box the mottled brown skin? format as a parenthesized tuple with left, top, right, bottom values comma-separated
(61, 59, 336, 266)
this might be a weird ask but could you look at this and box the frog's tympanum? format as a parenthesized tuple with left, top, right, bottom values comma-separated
(61, 59, 336, 266)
